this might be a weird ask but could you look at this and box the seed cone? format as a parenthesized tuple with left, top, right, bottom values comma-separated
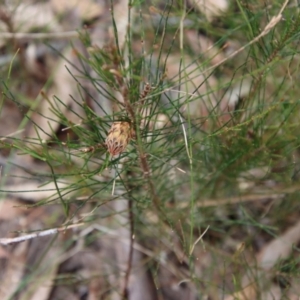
(105, 121, 132, 156)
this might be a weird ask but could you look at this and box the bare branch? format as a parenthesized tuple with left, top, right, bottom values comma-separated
(0, 31, 79, 40)
(0, 223, 84, 245)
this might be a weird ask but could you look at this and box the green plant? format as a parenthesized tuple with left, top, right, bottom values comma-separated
(1, 0, 300, 299)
